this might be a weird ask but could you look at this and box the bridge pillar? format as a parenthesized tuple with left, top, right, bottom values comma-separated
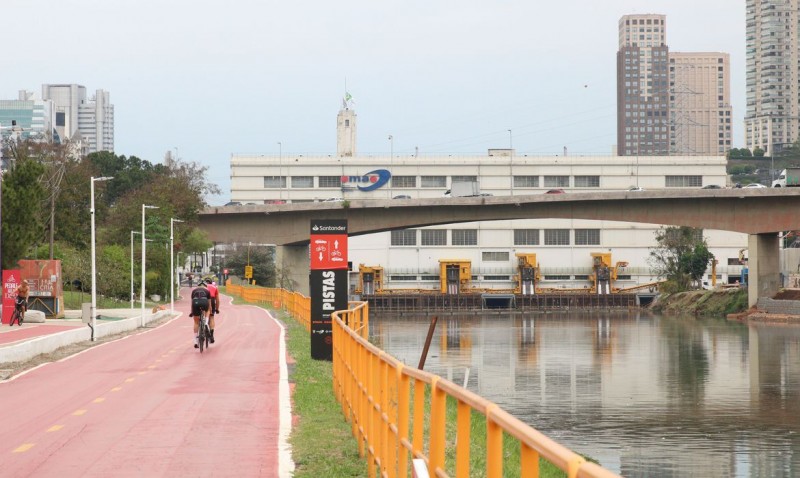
(276, 245, 310, 296)
(748, 233, 780, 307)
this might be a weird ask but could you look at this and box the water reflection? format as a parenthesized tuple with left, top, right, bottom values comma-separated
(369, 312, 800, 477)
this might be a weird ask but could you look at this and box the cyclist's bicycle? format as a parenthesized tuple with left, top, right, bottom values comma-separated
(9, 300, 25, 327)
(197, 309, 211, 353)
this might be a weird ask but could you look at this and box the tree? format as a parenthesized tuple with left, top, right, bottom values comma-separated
(1, 155, 47, 269)
(649, 226, 713, 292)
(224, 245, 277, 287)
(753, 147, 765, 158)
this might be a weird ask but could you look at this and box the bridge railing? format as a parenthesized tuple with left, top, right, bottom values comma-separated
(332, 302, 621, 478)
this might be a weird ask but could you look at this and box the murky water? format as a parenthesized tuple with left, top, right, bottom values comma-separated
(368, 312, 800, 477)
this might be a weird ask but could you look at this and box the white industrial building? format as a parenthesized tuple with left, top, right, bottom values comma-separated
(229, 103, 750, 291)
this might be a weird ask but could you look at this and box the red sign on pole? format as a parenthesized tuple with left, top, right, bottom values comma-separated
(2, 270, 21, 325)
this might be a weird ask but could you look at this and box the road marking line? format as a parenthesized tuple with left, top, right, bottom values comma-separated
(47, 425, 63, 432)
(111, 386, 122, 392)
(73, 409, 87, 416)
(125, 378, 135, 382)
(13, 443, 34, 453)
(147, 365, 156, 369)
(138, 371, 148, 375)
(93, 398, 105, 403)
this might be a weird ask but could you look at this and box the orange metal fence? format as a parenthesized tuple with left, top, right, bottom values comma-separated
(333, 301, 622, 478)
(225, 283, 310, 331)
(224, 283, 620, 478)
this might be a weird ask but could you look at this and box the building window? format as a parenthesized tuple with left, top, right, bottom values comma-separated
(544, 229, 570, 245)
(345, 119, 350, 127)
(421, 176, 447, 187)
(574, 176, 600, 188)
(391, 229, 417, 246)
(390, 275, 417, 281)
(513, 176, 539, 187)
(291, 176, 314, 188)
(391, 176, 416, 188)
(452, 229, 478, 246)
(319, 176, 342, 188)
(451, 175, 477, 183)
(420, 275, 440, 281)
(482, 251, 509, 262)
(264, 176, 285, 188)
(514, 229, 539, 245)
(544, 176, 569, 187)
(665, 175, 702, 187)
(575, 229, 600, 245)
(421, 229, 447, 246)
(484, 275, 510, 281)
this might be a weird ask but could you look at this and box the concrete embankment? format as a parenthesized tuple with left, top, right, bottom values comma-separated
(650, 288, 748, 317)
(0, 309, 175, 364)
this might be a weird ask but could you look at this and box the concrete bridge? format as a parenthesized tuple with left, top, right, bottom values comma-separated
(200, 188, 800, 306)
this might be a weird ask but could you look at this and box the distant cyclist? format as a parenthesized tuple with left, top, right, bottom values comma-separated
(205, 278, 219, 344)
(188, 281, 211, 348)
(15, 280, 30, 321)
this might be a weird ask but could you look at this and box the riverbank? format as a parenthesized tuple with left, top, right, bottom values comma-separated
(650, 287, 748, 317)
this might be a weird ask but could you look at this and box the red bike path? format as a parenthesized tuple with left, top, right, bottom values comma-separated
(0, 289, 293, 477)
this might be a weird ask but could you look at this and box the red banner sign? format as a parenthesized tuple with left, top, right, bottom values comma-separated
(2, 270, 21, 325)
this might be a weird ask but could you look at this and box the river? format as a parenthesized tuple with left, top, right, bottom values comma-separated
(368, 312, 800, 477)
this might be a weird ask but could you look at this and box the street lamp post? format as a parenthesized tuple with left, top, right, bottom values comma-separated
(141, 204, 159, 327)
(170, 218, 184, 314)
(90, 176, 113, 341)
(130, 230, 140, 309)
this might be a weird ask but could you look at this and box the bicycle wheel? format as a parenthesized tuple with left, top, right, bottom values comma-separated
(204, 324, 210, 349)
(198, 315, 206, 353)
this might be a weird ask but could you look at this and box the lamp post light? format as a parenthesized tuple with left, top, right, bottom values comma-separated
(90, 176, 113, 341)
(170, 218, 184, 314)
(141, 204, 159, 327)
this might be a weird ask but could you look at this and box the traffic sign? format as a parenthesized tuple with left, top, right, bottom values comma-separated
(244, 265, 253, 279)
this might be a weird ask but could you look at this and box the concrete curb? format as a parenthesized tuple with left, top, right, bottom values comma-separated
(0, 310, 176, 365)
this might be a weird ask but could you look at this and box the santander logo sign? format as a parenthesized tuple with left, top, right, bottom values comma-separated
(341, 169, 391, 192)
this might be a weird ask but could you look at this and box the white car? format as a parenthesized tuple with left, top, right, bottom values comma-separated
(743, 183, 767, 189)
(628, 186, 645, 192)
(322, 197, 344, 202)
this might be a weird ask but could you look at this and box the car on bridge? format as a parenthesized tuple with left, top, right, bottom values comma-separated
(545, 189, 565, 194)
(743, 183, 767, 189)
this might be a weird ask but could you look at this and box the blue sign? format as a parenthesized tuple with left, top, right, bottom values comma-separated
(341, 169, 391, 191)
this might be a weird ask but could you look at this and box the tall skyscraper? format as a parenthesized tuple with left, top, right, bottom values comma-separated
(617, 14, 670, 156)
(744, 0, 799, 155)
(41, 84, 114, 154)
(669, 53, 732, 155)
(617, 14, 733, 157)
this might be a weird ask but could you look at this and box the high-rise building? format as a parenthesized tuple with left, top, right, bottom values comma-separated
(41, 84, 114, 154)
(669, 53, 732, 155)
(617, 14, 670, 156)
(744, 0, 799, 155)
(78, 90, 114, 154)
(0, 90, 56, 142)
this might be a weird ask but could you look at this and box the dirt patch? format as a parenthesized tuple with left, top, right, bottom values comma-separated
(771, 289, 800, 300)
(0, 315, 175, 382)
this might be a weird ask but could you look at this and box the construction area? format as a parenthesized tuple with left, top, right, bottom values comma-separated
(355, 253, 660, 312)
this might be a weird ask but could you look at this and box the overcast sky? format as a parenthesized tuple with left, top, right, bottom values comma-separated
(4, 0, 744, 204)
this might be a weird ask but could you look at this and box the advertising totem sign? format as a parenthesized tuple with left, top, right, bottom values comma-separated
(309, 219, 348, 360)
(2, 270, 21, 325)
